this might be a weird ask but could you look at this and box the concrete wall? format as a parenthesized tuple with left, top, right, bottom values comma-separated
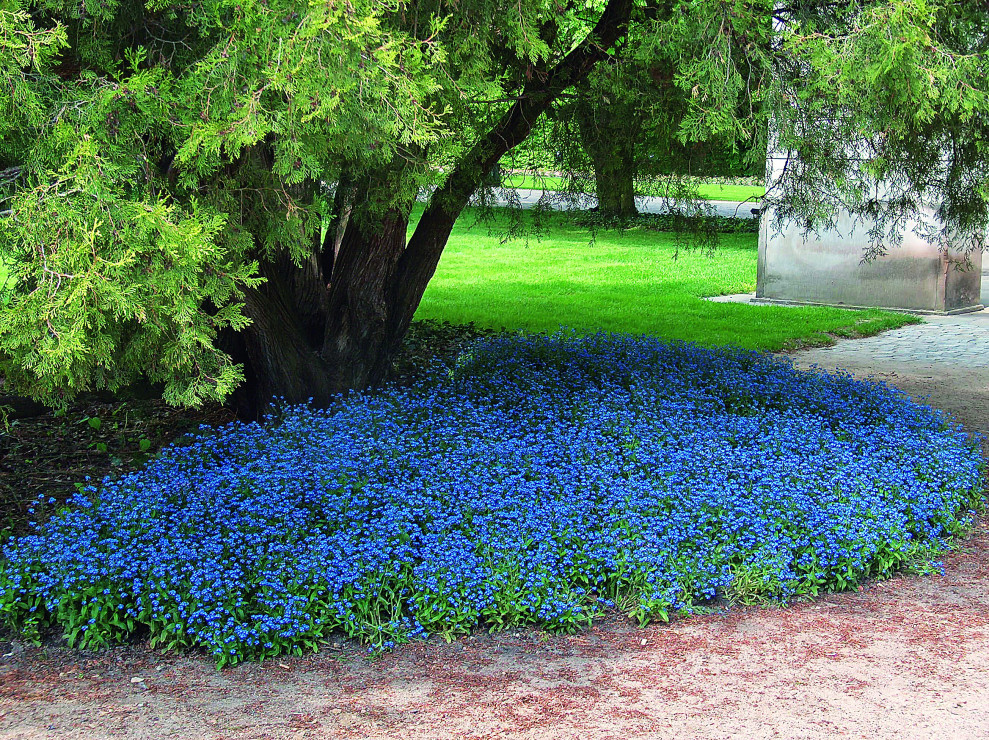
(756, 156, 983, 314)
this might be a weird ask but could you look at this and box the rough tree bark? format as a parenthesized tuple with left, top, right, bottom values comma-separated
(231, 0, 635, 417)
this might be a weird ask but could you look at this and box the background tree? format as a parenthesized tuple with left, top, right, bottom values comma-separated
(560, 36, 761, 218)
(1, 0, 987, 416)
(572, 66, 644, 217)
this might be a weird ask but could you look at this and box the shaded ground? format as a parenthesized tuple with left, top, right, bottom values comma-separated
(2, 319, 988, 739)
(0, 399, 236, 536)
(0, 321, 490, 537)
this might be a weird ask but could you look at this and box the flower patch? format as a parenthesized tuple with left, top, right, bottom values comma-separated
(1, 333, 983, 666)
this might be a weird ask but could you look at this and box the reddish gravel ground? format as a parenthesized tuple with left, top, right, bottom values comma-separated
(2, 356, 988, 739)
(2, 536, 987, 740)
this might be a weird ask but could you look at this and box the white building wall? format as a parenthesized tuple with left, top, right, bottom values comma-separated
(756, 152, 983, 314)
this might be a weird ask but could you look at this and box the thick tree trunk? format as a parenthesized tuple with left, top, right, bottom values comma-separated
(231, 207, 410, 417)
(593, 153, 637, 216)
(235, 259, 338, 417)
(321, 208, 410, 391)
(226, 0, 634, 418)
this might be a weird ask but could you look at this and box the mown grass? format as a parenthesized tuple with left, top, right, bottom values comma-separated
(414, 207, 917, 351)
(501, 174, 765, 202)
(0, 205, 914, 352)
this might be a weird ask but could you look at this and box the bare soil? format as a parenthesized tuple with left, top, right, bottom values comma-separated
(2, 347, 988, 739)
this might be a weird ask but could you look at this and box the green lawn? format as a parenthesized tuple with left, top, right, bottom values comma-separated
(501, 174, 765, 202)
(0, 207, 916, 352)
(415, 207, 917, 351)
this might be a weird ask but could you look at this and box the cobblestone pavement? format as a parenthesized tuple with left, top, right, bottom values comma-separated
(711, 275, 989, 371)
(789, 307, 989, 443)
(711, 290, 989, 437)
(795, 309, 989, 369)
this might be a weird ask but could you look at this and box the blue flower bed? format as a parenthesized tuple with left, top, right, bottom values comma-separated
(0, 333, 983, 666)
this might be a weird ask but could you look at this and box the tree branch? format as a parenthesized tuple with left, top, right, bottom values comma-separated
(388, 0, 635, 341)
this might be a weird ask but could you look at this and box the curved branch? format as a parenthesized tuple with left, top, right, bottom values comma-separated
(388, 0, 635, 341)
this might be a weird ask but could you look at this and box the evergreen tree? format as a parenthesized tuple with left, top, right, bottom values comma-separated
(566, 30, 759, 218)
(1, 1, 986, 415)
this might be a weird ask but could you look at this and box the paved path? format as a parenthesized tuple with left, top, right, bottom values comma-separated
(797, 310, 989, 368)
(711, 289, 989, 438)
(789, 309, 989, 443)
(484, 188, 759, 219)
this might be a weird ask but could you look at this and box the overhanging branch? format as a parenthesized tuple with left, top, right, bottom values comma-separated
(388, 0, 635, 341)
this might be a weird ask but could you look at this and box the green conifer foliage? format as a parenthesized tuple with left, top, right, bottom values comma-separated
(0, 1, 986, 414)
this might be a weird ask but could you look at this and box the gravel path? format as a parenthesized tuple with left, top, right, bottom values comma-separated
(2, 314, 988, 740)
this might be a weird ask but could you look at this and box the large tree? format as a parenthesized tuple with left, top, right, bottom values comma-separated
(564, 33, 760, 217)
(1, 0, 987, 416)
